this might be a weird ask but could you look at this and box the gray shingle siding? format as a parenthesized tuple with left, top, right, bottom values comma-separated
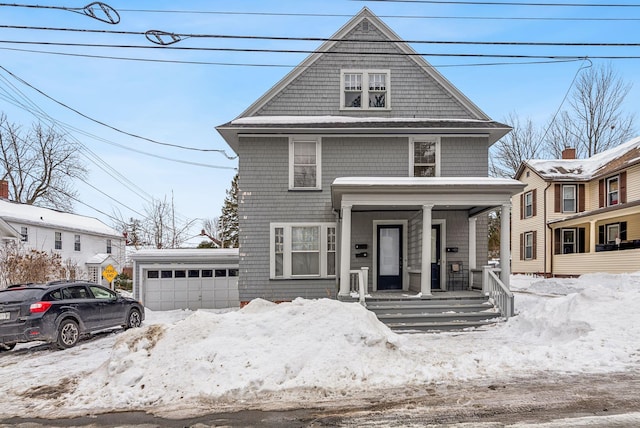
(441, 137, 489, 176)
(254, 22, 475, 119)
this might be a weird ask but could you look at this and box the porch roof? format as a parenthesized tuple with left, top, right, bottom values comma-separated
(331, 177, 525, 215)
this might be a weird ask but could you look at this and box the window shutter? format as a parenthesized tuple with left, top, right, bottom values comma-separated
(532, 230, 537, 260)
(554, 228, 561, 255)
(520, 193, 524, 220)
(532, 189, 537, 217)
(578, 184, 585, 212)
(554, 184, 561, 212)
(519, 233, 524, 260)
(598, 179, 605, 208)
(578, 228, 585, 253)
(598, 225, 605, 244)
(620, 171, 627, 204)
(620, 221, 627, 241)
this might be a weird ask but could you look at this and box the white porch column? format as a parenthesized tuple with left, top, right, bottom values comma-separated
(500, 203, 511, 288)
(468, 216, 477, 270)
(339, 204, 352, 297)
(421, 204, 433, 295)
(589, 219, 597, 253)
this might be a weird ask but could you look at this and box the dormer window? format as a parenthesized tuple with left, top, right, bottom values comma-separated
(341, 69, 390, 110)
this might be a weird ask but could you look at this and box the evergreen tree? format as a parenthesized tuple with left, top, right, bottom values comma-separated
(219, 173, 239, 248)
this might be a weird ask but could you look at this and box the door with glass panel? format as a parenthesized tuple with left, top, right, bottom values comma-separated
(377, 225, 402, 290)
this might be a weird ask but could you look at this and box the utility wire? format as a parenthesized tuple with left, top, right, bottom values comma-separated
(355, 0, 640, 7)
(0, 46, 585, 68)
(115, 8, 640, 21)
(3, 25, 640, 48)
(0, 2, 120, 24)
(1, 40, 639, 60)
(0, 64, 236, 159)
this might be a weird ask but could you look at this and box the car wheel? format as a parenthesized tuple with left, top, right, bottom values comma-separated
(125, 309, 142, 329)
(0, 343, 16, 352)
(56, 319, 80, 349)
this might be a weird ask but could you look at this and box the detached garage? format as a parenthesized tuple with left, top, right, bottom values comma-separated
(131, 249, 239, 311)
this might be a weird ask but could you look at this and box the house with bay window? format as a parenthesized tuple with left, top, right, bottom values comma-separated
(217, 8, 524, 308)
(512, 137, 640, 277)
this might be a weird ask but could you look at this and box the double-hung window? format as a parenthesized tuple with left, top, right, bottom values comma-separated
(106, 239, 112, 254)
(524, 191, 533, 218)
(562, 185, 576, 213)
(562, 229, 576, 254)
(55, 232, 62, 250)
(271, 223, 336, 279)
(289, 137, 321, 190)
(341, 69, 390, 110)
(524, 232, 534, 260)
(607, 176, 619, 206)
(74, 234, 81, 251)
(410, 138, 439, 177)
(606, 223, 620, 244)
(20, 226, 28, 242)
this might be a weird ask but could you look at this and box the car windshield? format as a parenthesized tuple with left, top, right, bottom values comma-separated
(0, 288, 44, 304)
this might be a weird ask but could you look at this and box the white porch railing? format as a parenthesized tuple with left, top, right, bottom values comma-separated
(349, 267, 369, 306)
(482, 266, 514, 319)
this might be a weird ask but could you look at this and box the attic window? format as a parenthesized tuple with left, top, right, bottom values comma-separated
(362, 20, 369, 32)
(341, 69, 390, 110)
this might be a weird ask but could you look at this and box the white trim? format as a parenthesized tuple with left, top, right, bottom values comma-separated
(409, 136, 441, 177)
(288, 136, 322, 190)
(340, 69, 391, 111)
(270, 222, 337, 279)
(372, 220, 408, 292)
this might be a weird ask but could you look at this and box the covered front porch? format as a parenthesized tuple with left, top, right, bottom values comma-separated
(331, 177, 525, 300)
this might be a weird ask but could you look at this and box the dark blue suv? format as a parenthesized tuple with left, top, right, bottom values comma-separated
(0, 281, 144, 351)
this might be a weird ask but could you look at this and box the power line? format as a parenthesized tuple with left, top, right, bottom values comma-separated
(0, 64, 236, 159)
(115, 8, 640, 21)
(4, 25, 640, 48)
(354, 0, 640, 7)
(1, 40, 640, 60)
(0, 1, 120, 24)
(0, 46, 585, 68)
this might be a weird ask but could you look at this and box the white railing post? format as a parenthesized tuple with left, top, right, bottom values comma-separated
(359, 267, 368, 306)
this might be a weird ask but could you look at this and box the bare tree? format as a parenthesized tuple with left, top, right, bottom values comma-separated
(141, 195, 197, 249)
(546, 63, 636, 158)
(491, 112, 545, 178)
(199, 217, 222, 247)
(0, 114, 87, 211)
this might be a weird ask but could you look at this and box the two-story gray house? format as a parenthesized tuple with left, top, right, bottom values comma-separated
(217, 8, 523, 306)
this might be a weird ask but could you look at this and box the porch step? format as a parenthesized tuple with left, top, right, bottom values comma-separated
(362, 294, 503, 333)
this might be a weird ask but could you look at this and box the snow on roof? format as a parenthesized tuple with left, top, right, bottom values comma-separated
(0, 199, 121, 238)
(526, 136, 640, 180)
(231, 115, 491, 125)
(131, 248, 239, 263)
(332, 176, 523, 187)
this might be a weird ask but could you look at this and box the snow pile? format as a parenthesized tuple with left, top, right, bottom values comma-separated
(2, 273, 640, 418)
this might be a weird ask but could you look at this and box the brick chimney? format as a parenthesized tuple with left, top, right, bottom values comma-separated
(561, 147, 576, 160)
(0, 180, 8, 199)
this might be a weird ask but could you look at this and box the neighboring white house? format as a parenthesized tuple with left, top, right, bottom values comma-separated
(0, 192, 124, 286)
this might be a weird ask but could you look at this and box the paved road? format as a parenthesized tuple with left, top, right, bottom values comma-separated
(2, 371, 639, 427)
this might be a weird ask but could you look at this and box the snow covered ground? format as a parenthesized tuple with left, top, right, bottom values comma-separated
(1, 273, 639, 422)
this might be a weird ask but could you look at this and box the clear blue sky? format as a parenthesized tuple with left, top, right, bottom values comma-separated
(1, 0, 638, 244)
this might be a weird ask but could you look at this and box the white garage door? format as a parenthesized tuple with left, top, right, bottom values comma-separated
(143, 267, 239, 311)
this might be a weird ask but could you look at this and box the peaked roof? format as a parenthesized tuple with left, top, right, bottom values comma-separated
(0, 199, 121, 238)
(234, 7, 490, 121)
(517, 136, 640, 181)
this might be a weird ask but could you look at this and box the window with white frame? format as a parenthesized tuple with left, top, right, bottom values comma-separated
(562, 185, 576, 213)
(606, 223, 620, 244)
(607, 176, 619, 206)
(341, 69, 390, 110)
(55, 232, 62, 250)
(20, 226, 28, 242)
(411, 139, 439, 177)
(74, 234, 81, 251)
(106, 239, 112, 254)
(562, 229, 576, 254)
(271, 223, 336, 278)
(524, 191, 533, 218)
(289, 138, 321, 189)
(524, 232, 533, 260)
